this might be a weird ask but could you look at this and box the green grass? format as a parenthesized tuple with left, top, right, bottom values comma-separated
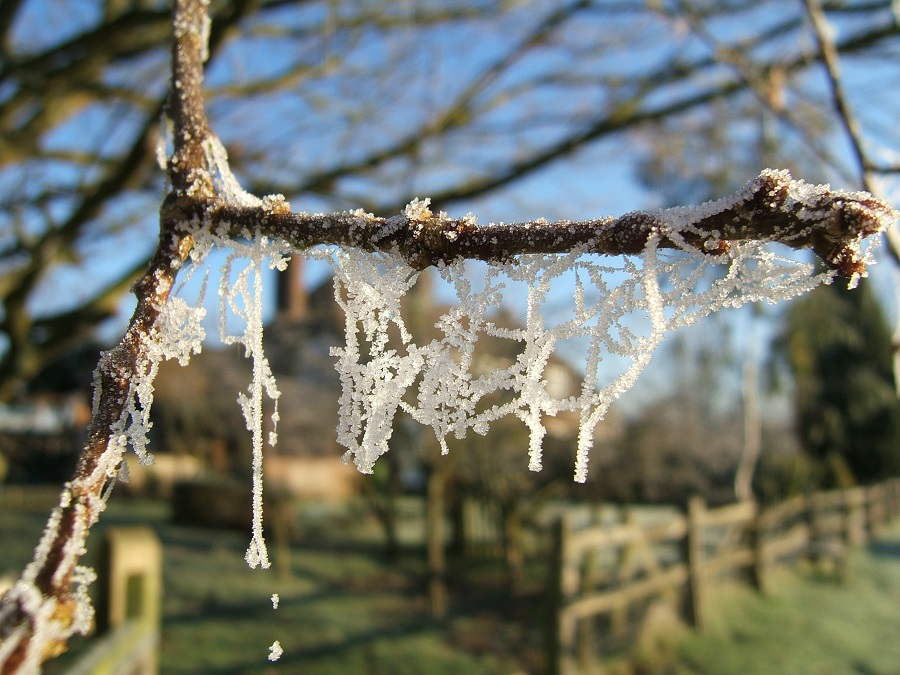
(2, 489, 899, 674)
(671, 522, 900, 675)
(0, 491, 538, 674)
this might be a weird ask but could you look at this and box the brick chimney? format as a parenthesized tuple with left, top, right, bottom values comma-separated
(276, 256, 308, 322)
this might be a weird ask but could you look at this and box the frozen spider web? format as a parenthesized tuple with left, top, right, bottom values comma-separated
(313, 217, 850, 482)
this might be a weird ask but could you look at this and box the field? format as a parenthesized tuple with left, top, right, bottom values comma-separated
(672, 528, 900, 675)
(0, 490, 544, 674)
(1, 487, 898, 674)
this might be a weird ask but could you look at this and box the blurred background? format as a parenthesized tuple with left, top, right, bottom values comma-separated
(1, 1, 900, 673)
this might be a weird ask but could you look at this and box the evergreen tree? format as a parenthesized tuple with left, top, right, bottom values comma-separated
(778, 279, 900, 485)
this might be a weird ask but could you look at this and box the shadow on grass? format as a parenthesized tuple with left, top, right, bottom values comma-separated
(2, 492, 546, 674)
(218, 619, 444, 674)
(164, 573, 425, 625)
(867, 538, 900, 559)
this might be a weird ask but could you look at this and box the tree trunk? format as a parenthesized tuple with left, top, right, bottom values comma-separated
(426, 468, 447, 620)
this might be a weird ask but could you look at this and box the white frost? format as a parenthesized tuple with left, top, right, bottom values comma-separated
(268, 640, 283, 662)
(313, 179, 844, 481)
(403, 197, 433, 221)
(212, 232, 288, 570)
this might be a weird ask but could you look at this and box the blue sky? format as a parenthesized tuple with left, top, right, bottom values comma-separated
(7, 1, 899, 418)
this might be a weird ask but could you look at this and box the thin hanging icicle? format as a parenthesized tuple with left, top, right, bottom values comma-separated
(214, 232, 289, 570)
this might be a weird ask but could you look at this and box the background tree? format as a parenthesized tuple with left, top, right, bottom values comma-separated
(775, 278, 900, 486)
(3, 0, 900, 400)
(587, 324, 746, 504)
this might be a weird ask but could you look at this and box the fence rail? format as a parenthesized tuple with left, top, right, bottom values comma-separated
(549, 478, 900, 675)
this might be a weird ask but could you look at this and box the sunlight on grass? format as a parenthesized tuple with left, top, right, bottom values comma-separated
(2, 491, 898, 674)
(675, 522, 900, 675)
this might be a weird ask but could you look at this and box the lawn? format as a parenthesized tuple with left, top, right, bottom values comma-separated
(671, 521, 900, 675)
(0, 489, 545, 674)
(1, 487, 899, 674)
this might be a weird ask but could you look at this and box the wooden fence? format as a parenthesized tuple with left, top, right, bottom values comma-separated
(68, 527, 162, 675)
(549, 478, 900, 675)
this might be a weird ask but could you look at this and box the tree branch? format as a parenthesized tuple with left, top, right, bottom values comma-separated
(0, 0, 209, 670)
(212, 169, 896, 279)
(802, 0, 873, 191)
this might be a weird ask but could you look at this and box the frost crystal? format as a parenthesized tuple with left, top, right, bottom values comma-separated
(268, 640, 283, 662)
(322, 248, 422, 473)
(203, 136, 265, 209)
(211, 232, 287, 569)
(314, 206, 841, 482)
(403, 197, 433, 221)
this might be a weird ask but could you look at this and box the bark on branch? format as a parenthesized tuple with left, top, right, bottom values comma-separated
(0, 0, 209, 671)
(210, 167, 895, 279)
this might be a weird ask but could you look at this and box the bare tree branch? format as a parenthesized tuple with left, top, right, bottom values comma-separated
(801, 0, 900, 391)
(0, 0, 209, 669)
(209, 168, 895, 279)
(802, 0, 874, 190)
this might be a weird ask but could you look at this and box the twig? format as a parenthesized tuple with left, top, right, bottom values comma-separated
(801, 0, 872, 192)
(210, 168, 896, 279)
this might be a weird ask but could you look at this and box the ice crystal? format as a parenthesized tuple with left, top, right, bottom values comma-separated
(314, 207, 841, 482)
(321, 247, 422, 473)
(268, 640, 283, 662)
(210, 231, 288, 569)
(203, 136, 265, 209)
(403, 197, 433, 221)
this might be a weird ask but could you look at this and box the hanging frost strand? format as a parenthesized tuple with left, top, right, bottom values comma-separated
(310, 176, 895, 482)
(214, 232, 289, 570)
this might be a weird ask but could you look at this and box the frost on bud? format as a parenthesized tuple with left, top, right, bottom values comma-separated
(403, 197, 433, 222)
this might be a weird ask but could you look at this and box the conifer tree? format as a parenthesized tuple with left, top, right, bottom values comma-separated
(778, 279, 900, 485)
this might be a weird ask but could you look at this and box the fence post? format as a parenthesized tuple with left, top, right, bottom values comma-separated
(843, 487, 866, 548)
(77, 526, 162, 675)
(804, 492, 820, 566)
(751, 506, 767, 595)
(549, 514, 577, 675)
(883, 479, 898, 521)
(609, 509, 638, 639)
(866, 483, 886, 537)
(426, 468, 447, 620)
(684, 496, 706, 630)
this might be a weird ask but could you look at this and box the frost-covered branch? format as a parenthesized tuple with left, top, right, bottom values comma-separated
(0, 0, 897, 671)
(211, 168, 895, 280)
(0, 0, 210, 671)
